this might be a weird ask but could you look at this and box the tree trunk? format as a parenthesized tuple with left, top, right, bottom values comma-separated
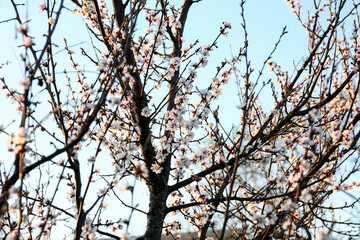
(142, 184, 168, 240)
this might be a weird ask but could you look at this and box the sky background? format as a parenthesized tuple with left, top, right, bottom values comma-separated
(0, 0, 358, 238)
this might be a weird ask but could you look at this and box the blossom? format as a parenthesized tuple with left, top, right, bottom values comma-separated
(39, 1, 46, 12)
(97, 187, 108, 196)
(145, 25, 153, 34)
(9, 127, 30, 154)
(315, 228, 329, 240)
(282, 220, 294, 231)
(141, 107, 151, 117)
(114, 43, 122, 51)
(67, 188, 75, 203)
(57, 158, 64, 166)
(300, 189, 312, 203)
(223, 21, 231, 28)
(5, 230, 19, 240)
(98, 58, 111, 72)
(81, 218, 96, 239)
(332, 184, 340, 192)
(20, 77, 30, 90)
(265, 211, 278, 225)
(119, 181, 128, 192)
(151, 163, 163, 174)
(17, 24, 28, 35)
(253, 214, 266, 229)
(109, 97, 121, 106)
(281, 199, 297, 211)
(121, 233, 129, 240)
(46, 75, 53, 83)
(154, 81, 161, 89)
(24, 37, 33, 48)
(47, 17, 54, 25)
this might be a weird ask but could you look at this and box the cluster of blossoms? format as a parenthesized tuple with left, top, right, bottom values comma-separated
(7, 127, 30, 154)
(249, 203, 278, 229)
(81, 218, 96, 240)
(76, 0, 109, 29)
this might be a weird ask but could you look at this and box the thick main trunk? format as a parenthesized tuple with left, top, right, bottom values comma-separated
(142, 184, 168, 240)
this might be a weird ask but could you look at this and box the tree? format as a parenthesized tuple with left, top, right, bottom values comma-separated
(1, 0, 360, 239)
